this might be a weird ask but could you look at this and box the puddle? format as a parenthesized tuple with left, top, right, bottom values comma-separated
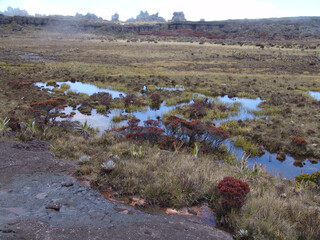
(156, 86, 185, 91)
(197, 204, 216, 226)
(213, 95, 263, 125)
(35, 81, 126, 98)
(59, 101, 184, 132)
(309, 91, 320, 100)
(224, 139, 319, 179)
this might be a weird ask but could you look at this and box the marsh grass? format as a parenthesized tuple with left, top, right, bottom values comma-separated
(252, 104, 280, 116)
(96, 105, 107, 114)
(234, 136, 264, 156)
(237, 92, 258, 99)
(165, 92, 193, 106)
(112, 114, 132, 123)
(60, 83, 70, 90)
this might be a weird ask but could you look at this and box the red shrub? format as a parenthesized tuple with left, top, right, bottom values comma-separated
(90, 92, 112, 108)
(27, 97, 66, 124)
(144, 119, 159, 127)
(150, 93, 161, 105)
(8, 116, 20, 131)
(217, 176, 250, 211)
(124, 94, 140, 106)
(8, 80, 33, 89)
(185, 100, 213, 119)
(110, 115, 228, 152)
(128, 118, 140, 128)
(291, 136, 307, 146)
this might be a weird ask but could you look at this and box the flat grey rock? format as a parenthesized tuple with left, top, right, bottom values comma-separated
(0, 140, 233, 240)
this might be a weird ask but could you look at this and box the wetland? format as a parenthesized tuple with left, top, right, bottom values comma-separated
(1, 21, 320, 239)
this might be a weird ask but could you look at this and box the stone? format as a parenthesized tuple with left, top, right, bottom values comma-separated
(187, 207, 197, 215)
(78, 155, 91, 164)
(100, 160, 116, 173)
(45, 202, 61, 211)
(61, 182, 74, 187)
(280, 193, 287, 198)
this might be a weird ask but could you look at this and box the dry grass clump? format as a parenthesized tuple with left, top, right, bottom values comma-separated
(94, 140, 236, 208)
(231, 179, 320, 240)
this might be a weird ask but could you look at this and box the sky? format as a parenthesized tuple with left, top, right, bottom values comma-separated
(0, 0, 319, 21)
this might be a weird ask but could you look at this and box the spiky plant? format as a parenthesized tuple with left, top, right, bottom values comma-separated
(0, 117, 10, 136)
(75, 120, 90, 139)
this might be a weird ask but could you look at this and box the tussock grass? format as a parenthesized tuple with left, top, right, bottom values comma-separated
(96, 141, 236, 208)
(237, 92, 258, 99)
(165, 92, 193, 106)
(234, 136, 264, 156)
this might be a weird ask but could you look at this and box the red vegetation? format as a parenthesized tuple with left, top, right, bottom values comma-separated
(291, 136, 307, 146)
(26, 97, 66, 124)
(150, 93, 161, 104)
(112, 115, 228, 152)
(7, 110, 20, 131)
(124, 94, 140, 106)
(8, 80, 33, 89)
(128, 118, 140, 128)
(185, 100, 213, 119)
(90, 92, 112, 108)
(217, 176, 250, 211)
(139, 30, 225, 39)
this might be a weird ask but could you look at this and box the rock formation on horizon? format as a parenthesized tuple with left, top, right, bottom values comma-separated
(76, 12, 103, 20)
(172, 12, 186, 21)
(126, 11, 166, 23)
(111, 13, 119, 21)
(0, 7, 29, 16)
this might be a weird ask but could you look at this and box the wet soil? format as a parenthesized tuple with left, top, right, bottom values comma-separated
(0, 140, 233, 240)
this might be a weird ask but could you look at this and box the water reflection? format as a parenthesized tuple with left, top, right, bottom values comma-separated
(309, 91, 320, 100)
(213, 96, 263, 125)
(224, 139, 318, 179)
(35, 81, 126, 98)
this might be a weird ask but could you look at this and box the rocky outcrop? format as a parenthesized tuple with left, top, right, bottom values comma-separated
(112, 12, 119, 21)
(1, 6, 29, 17)
(1, 14, 320, 41)
(172, 12, 186, 22)
(126, 11, 166, 23)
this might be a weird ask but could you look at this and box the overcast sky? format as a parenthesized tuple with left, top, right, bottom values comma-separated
(0, 0, 319, 21)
